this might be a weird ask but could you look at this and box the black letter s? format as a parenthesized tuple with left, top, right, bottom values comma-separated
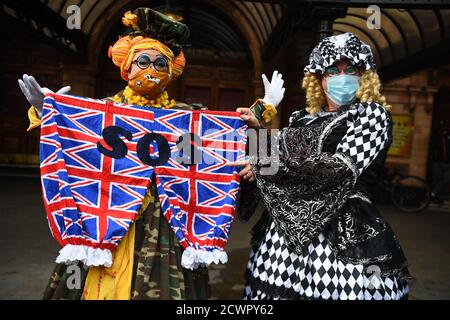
(97, 126, 132, 159)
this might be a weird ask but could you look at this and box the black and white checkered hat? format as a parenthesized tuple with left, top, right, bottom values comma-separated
(304, 32, 376, 74)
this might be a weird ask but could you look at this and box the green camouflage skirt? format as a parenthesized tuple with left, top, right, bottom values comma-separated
(42, 186, 210, 300)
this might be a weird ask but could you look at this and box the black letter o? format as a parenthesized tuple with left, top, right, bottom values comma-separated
(137, 132, 170, 166)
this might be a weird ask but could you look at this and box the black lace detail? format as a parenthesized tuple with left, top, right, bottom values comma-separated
(322, 198, 411, 281)
(254, 115, 355, 254)
(252, 106, 410, 284)
(335, 207, 384, 250)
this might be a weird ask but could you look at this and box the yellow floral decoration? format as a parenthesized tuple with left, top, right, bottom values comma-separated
(114, 86, 175, 109)
(122, 11, 139, 30)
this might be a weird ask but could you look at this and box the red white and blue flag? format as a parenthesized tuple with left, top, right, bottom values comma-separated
(40, 93, 247, 269)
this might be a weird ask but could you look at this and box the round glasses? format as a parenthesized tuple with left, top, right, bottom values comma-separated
(324, 65, 358, 77)
(133, 54, 168, 72)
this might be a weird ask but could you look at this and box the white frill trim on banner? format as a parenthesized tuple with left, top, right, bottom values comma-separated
(55, 244, 113, 267)
(181, 247, 228, 270)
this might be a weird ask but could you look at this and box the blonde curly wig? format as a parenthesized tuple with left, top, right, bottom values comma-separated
(301, 70, 391, 115)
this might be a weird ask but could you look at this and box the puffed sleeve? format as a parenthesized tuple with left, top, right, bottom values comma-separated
(335, 102, 391, 177)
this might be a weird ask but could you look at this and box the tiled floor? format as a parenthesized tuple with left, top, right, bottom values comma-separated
(1, 177, 449, 300)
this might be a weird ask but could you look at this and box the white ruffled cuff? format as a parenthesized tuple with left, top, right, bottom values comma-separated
(181, 247, 228, 270)
(55, 244, 113, 267)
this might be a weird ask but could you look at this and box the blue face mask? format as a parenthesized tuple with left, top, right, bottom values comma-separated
(326, 74, 360, 106)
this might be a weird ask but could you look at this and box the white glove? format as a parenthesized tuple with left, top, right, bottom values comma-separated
(261, 70, 285, 108)
(18, 74, 71, 117)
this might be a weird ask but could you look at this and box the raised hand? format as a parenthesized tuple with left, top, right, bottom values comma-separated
(18, 74, 71, 117)
(261, 70, 285, 108)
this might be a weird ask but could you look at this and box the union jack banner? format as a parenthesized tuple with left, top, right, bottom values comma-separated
(40, 93, 247, 269)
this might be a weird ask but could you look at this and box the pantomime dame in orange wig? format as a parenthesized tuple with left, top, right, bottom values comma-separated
(17, 7, 267, 300)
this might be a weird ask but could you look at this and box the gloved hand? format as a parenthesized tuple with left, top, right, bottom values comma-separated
(262, 70, 285, 108)
(18, 74, 71, 117)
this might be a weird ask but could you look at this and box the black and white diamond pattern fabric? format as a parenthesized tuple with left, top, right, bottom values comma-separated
(304, 32, 376, 74)
(335, 102, 390, 176)
(244, 222, 409, 300)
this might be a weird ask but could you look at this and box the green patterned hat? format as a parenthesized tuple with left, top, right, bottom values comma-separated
(122, 7, 190, 56)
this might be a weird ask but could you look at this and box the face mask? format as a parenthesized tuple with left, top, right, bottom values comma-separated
(128, 67, 171, 95)
(326, 74, 360, 106)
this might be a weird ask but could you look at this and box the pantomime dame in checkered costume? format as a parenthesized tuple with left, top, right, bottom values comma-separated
(242, 33, 411, 300)
(18, 8, 255, 300)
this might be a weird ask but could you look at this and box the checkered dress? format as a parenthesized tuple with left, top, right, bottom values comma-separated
(244, 221, 409, 300)
(245, 102, 410, 300)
